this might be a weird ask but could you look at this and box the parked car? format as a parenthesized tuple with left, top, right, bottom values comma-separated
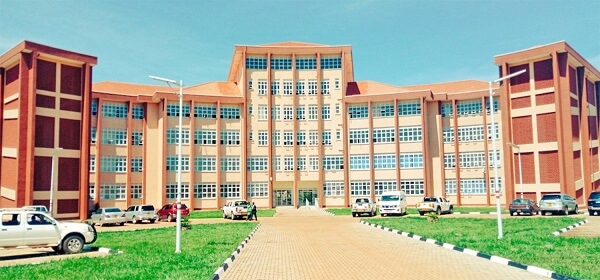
(379, 191, 407, 217)
(125, 205, 157, 224)
(351, 197, 376, 217)
(417, 196, 453, 216)
(222, 200, 249, 220)
(0, 208, 97, 254)
(509, 198, 539, 216)
(539, 194, 578, 215)
(156, 203, 190, 222)
(90, 207, 127, 226)
(588, 191, 600, 216)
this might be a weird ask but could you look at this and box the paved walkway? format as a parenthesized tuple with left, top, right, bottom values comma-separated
(562, 215, 600, 237)
(221, 207, 547, 280)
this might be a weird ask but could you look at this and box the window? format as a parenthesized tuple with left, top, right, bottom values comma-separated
(283, 80, 293, 95)
(309, 105, 319, 120)
(460, 179, 487, 194)
(487, 123, 499, 140)
(284, 106, 293, 120)
(485, 98, 499, 114)
(284, 131, 293, 146)
(374, 181, 396, 195)
(350, 155, 370, 170)
(373, 154, 396, 169)
(273, 156, 281, 171)
(131, 157, 143, 172)
(457, 125, 484, 142)
(247, 157, 268, 171)
(399, 153, 423, 168)
(221, 157, 240, 171)
(398, 126, 422, 142)
(398, 101, 421, 116)
(308, 80, 318, 95)
(166, 129, 190, 145)
(322, 130, 332, 145)
(166, 155, 190, 171)
(258, 80, 267, 95)
(195, 156, 216, 171)
(296, 57, 316, 70)
(102, 102, 128, 118)
(297, 157, 306, 171)
(401, 180, 424, 195)
(91, 100, 98, 116)
(443, 127, 455, 143)
(372, 128, 395, 143)
(350, 181, 370, 196)
(101, 156, 127, 173)
(220, 183, 240, 198)
(132, 131, 143, 146)
(334, 78, 340, 89)
(100, 183, 126, 200)
(194, 105, 217, 119)
(335, 103, 340, 114)
(246, 57, 267, 69)
(321, 57, 342, 69)
(258, 106, 268, 120)
(284, 156, 294, 171)
(220, 106, 241, 119)
(441, 103, 453, 117)
(89, 183, 95, 200)
(271, 58, 292, 70)
(248, 79, 253, 90)
(321, 79, 330, 95)
(336, 129, 341, 141)
(90, 155, 95, 172)
(166, 183, 190, 199)
(220, 130, 240, 145)
(297, 131, 306, 146)
(323, 156, 344, 170)
(132, 105, 144, 119)
(101, 128, 127, 145)
(349, 129, 369, 144)
(194, 129, 216, 145)
(372, 103, 395, 118)
(271, 80, 280, 95)
(248, 106, 253, 116)
(309, 156, 319, 171)
(296, 106, 306, 120)
(348, 105, 368, 119)
(91, 127, 97, 144)
(271, 106, 280, 120)
(459, 151, 486, 168)
(166, 103, 191, 117)
(272, 130, 281, 146)
(456, 100, 482, 116)
(488, 151, 501, 167)
(444, 154, 456, 169)
(445, 180, 457, 195)
(194, 183, 216, 198)
(323, 181, 344, 197)
(296, 80, 305, 95)
(248, 182, 268, 197)
(309, 131, 319, 146)
(321, 105, 331, 120)
(258, 131, 268, 146)
(131, 184, 142, 199)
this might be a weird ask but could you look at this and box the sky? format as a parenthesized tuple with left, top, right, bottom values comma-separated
(1, 0, 599, 87)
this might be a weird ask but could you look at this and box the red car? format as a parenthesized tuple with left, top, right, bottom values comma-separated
(156, 203, 190, 222)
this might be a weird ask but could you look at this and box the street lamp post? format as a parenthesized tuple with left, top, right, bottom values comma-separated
(489, 68, 526, 239)
(507, 142, 523, 199)
(150, 75, 183, 254)
(49, 147, 63, 215)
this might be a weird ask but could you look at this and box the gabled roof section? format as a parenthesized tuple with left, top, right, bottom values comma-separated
(401, 80, 489, 94)
(184, 81, 241, 96)
(93, 81, 173, 96)
(256, 41, 330, 47)
(0, 40, 97, 68)
(346, 81, 409, 96)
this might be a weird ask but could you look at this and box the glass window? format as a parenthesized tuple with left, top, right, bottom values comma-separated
(398, 126, 422, 142)
(258, 106, 268, 120)
(271, 58, 292, 70)
(220, 106, 241, 119)
(296, 57, 317, 70)
(194, 105, 217, 119)
(258, 131, 268, 146)
(271, 106, 280, 120)
(297, 131, 306, 146)
(271, 80, 280, 95)
(284, 156, 294, 171)
(309, 105, 318, 120)
(246, 57, 267, 69)
(441, 103, 453, 117)
(91, 100, 98, 116)
(220, 130, 241, 145)
(322, 130, 332, 145)
(350, 181, 370, 196)
(296, 80, 305, 95)
(220, 183, 240, 198)
(456, 100, 483, 116)
(283, 80, 293, 95)
(309, 156, 319, 171)
(372, 128, 395, 143)
(166, 129, 190, 145)
(131, 157, 143, 172)
(398, 101, 421, 116)
(309, 130, 319, 146)
(221, 157, 240, 171)
(373, 154, 396, 169)
(445, 180, 457, 195)
(89, 156, 95, 172)
(323, 181, 344, 197)
(297, 156, 306, 171)
(320, 57, 342, 69)
(258, 80, 267, 95)
(131, 184, 142, 199)
(102, 102, 128, 118)
(372, 103, 395, 118)
(322, 105, 331, 120)
(248, 182, 269, 197)
(101, 128, 127, 145)
(166, 155, 190, 171)
(166, 103, 191, 117)
(194, 129, 217, 145)
(132, 131, 143, 146)
(401, 180, 424, 195)
(348, 105, 368, 119)
(349, 129, 369, 144)
(374, 180, 396, 195)
(296, 106, 306, 120)
(272, 130, 281, 146)
(323, 156, 344, 170)
(283, 131, 293, 146)
(308, 80, 318, 95)
(399, 153, 423, 169)
(284, 106, 293, 120)
(132, 105, 144, 119)
(321, 79, 330, 95)
(166, 183, 190, 199)
(350, 155, 370, 170)
(100, 156, 127, 173)
(195, 156, 216, 172)
(194, 183, 216, 198)
(247, 157, 269, 171)
(100, 183, 126, 200)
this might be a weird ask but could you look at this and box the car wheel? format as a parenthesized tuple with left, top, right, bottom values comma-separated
(150, 219, 156, 224)
(574, 205, 578, 214)
(381, 213, 386, 217)
(52, 246, 60, 253)
(132, 217, 137, 224)
(167, 214, 173, 222)
(449, 207, 454, 214)
(564, 206, 569, 216)
(436, 207, 442, 215)
(120, 222, 125, 226)
(510, 211, 515, 216)
(541, 211, 546, 216)
(62, 235, 84, 254)
(230, 213, 235, 220)
(419, 212, 424, 216)
(352, 213, 356, 217)
(223, 211, 227, 219)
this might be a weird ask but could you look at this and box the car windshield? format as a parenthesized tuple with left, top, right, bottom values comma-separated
(235, 201, 249, 206)
(423, 197, 437, 202)
(105, 208, 122, 213)
(512, 198, 528, 204)
(180, 204, 188, 209)
(381, 195, 399, 201)
(355, 198, 369, 203)
(141, 206, 154, 211)
(590, 192, 600, 200)
(541, 195, 561, 200)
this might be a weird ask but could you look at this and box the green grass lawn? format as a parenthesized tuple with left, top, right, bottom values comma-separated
(189, 209, 276, 219)
(0, 223, 257, 280)
(366, 216, 598, 279)
(324, 206, 505, 216)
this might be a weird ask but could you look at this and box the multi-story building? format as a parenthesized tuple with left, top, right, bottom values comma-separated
(1, 40, 599, 219)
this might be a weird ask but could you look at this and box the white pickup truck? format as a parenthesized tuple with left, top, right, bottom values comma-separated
(351, 197, 377, 217)
(417, 196, 453, 216)
(222, 200, 250, 220)
(0, 208, 97, 254)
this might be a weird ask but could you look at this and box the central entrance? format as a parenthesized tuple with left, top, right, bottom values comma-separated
(273, 190, 293, 207)
(298, 189, 317, 206)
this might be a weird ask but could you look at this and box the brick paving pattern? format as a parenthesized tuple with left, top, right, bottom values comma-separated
(221, 207, 547, 280)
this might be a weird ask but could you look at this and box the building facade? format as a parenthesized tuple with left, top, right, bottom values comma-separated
(1, 41, 599, 219)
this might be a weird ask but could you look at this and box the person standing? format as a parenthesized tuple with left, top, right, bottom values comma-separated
(250, 202, 257, 221)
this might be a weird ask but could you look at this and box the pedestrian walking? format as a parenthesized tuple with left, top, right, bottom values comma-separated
(250, 202, 257, 221)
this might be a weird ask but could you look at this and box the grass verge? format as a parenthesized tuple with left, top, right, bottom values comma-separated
(189, 209, 276, 219)
(0, 223, 257, 279)
(325, 206, 506, 216)
(367, 216, 597, 279)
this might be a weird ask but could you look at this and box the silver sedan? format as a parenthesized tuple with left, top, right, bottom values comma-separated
(90, 207, 127, 226)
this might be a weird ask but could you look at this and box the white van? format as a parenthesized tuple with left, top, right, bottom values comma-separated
(378, 191, 407, 216)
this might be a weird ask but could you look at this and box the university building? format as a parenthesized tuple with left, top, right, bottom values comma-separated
(1, 41, 599, 220)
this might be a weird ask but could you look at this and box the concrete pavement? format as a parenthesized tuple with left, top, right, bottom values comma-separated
(220, 207, 548, 280)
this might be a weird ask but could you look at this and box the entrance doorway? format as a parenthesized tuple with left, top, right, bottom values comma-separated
(298, 189, 317, 206)
(273, 190, 292, 207)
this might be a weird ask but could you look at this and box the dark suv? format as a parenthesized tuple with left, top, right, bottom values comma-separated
(588, 191, 600, 216)
(156, 203, 190, 222)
